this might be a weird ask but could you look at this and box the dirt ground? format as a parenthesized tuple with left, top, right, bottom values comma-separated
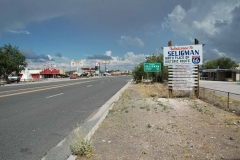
(77, 82, 240, 160)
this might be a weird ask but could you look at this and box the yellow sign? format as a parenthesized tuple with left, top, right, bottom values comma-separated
(102, 60, 110, 64)
(71, 61, 83, 66)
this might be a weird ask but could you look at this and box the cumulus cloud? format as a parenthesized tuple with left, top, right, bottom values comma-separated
(117, 35, 144, 48)
(105, 51, 112, 56)
(162, 0, 240, 62)
(87, 54, 112, 60)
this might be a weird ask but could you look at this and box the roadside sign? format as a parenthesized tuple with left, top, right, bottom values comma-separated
(102, 60, 110, 64)
(71, 61, 83, 67)
(163, 45, 203, 66)
(144, 63, 161, 72)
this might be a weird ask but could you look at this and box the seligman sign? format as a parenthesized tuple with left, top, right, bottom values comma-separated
(163, 45, 203, 66)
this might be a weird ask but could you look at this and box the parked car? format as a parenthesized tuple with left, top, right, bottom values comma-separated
(80, 73, 89, 77)
(8, 74, 20, 83)
(103, 72, 111, 76)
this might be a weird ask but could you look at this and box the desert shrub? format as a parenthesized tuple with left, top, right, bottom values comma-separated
(70, 132, 93, 157)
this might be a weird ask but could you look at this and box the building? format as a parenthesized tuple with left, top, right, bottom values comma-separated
(201, 69, 240, 82)
(40, 68, 60, 78)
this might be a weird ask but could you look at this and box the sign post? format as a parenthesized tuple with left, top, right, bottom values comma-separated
(144, 63, 161, 72)
(163, 39, 204, 98)
(143, 62, 161, 83)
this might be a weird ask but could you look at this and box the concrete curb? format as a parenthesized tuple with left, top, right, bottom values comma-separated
(67, 81, 131, 160)
(41, 81, 131, 160)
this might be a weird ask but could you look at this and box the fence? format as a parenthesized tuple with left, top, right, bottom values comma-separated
(199, 87, 240, 115)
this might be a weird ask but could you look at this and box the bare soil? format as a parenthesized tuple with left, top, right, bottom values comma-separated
(77, 82, 240, 160)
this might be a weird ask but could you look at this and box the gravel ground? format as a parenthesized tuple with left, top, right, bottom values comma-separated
(77, 83, 240, 160)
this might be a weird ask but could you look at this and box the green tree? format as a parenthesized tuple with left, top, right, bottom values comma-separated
(0, 44, 27, 80)
(132, 53, 168, 83)
(205, 57, 238, 69)
(132, 62, 146, 83)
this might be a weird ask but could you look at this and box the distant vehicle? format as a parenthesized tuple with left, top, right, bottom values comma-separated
(103, 72, 111, 76)
(80, 73, 88, 77)
(70, 74, 78, 79)
(8, 74, 20, 83)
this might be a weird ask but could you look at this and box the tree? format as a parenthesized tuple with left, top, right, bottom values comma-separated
(0, 44, 27, 80)
(132, 53, 168, 83)
(132, 62, 146, 83)
(205, 57, 238, 69)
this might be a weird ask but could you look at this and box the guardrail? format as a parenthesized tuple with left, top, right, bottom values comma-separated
(199, 87, 240, 115)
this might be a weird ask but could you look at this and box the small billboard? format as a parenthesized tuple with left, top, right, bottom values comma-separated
(102, 60, 110, 64)
(163, 44, 203, 66)
(71, 61, 83, 67)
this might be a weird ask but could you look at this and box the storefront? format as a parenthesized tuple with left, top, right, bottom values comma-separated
(201, 69, 240, 81)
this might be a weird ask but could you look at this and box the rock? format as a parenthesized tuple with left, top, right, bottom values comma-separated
(229, 137, 234, 140)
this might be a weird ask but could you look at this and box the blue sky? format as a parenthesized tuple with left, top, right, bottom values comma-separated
(0, 0, 239, 72)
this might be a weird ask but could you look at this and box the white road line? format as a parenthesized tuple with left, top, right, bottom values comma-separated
(87, 85, 92, 87)
(46, 93, 64, 98)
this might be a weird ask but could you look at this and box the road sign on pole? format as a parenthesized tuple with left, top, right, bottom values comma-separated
(144, 63, 161, 72)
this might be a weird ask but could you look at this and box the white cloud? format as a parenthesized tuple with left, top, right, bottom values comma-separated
(117, 35, 144, 48)
(162, 0, 240, 61)
(8, 30, 30, 34)
(203, 49, 227, 61)
(25, 51, 146, 72)
(105, 51, 112, 56)
(104, 51, 145, 71)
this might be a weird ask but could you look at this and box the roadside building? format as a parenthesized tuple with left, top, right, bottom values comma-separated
(40, 68, 60, 78)
(19, 70, 41, 79)
(201, 69, 240, 82)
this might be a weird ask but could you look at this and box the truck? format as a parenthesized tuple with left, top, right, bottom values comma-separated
(8, 74, 20, 83)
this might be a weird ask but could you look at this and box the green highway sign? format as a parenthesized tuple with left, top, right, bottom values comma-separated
(144, 63, 161, 72)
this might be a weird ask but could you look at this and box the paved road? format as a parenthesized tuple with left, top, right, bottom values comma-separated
(0, 76, 131, 160)
(199, 80, 240, 100)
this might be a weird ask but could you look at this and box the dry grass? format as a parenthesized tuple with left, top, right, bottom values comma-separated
(82, 82, 240, 160)
(199, 88, 240, 115)
(137, 82, 240, 115)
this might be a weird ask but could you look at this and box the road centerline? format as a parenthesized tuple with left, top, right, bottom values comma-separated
(46, 93, 64, 98)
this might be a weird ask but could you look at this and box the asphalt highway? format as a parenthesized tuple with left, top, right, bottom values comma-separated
(0, 76, 132, 160)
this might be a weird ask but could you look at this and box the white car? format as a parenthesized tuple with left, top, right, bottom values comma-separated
(103, 72, 111, 76)
(8, 74, 20, 83)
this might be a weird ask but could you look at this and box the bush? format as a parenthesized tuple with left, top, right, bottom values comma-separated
(132, 54, 168, 83)
(70, 132, 94, 157)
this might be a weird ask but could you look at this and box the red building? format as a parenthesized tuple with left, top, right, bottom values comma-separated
(40, 68, 60, 78)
